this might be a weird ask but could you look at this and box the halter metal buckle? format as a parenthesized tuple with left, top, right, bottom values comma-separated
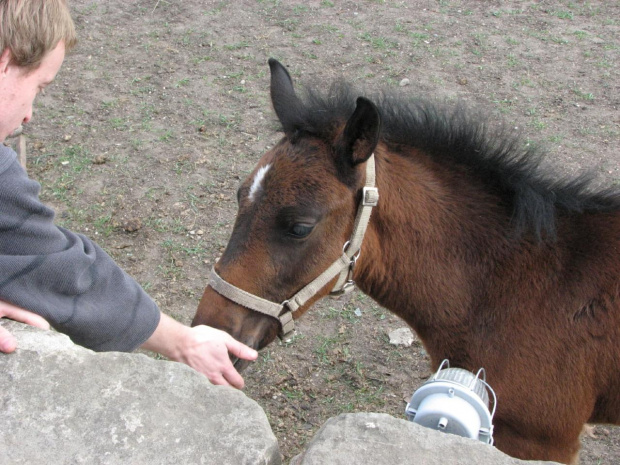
(363, 187, 379, 206)
(330, 280, 356, 297)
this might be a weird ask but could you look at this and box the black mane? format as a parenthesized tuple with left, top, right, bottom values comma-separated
(276, 82, 620, 239)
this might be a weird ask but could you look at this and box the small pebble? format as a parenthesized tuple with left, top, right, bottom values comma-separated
(388, 327, 414, 346)
(92, 154, 108, 165)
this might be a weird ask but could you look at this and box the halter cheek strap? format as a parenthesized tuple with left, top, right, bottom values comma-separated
(209, 268, 295, 335)
(208, 154, 379, 339)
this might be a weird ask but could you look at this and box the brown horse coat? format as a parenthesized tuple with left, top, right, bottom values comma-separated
(194, 59, 620, 464)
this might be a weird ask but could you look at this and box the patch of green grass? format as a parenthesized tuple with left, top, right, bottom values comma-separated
(573, 30, 588, 40)
(314, 335, 342, 365)
(193, 55, 213, 64)
(173, 158, 194, 175)
(162, 238, 207, 259)
(409, 32, 429, 46)
(551, 10, 574, 20)
(159, 129, 174, 142)
(157, 259, 184, 282)
(281, 388, 305, 400)
(277, 18, 299, 31)
(109, 117, 129, 130)
(573, 89, 594, 101)
(181, 29, 194, 46)
(354, 384, 386, 407)
(60, 144, 92, 174)
(360, 32, 399, 50)
(577, 126, 597, 136)
(528, 119, 547, 130)
(92, 214, 114, 237)
(549, 35, 569, 45)
(318, 306, 343, 320)
(596, 59, 612, 69)
(218, 113, 240, 128)
(293, 5, 308, 14)
(204, 1, 229, 16)
(317, 24, 339, 35)
(224, 41, 250, 50)
(145, 217, 167, 233)
(130, 139, 144, 150)
(180, 241, 207, 258)
(506, 53, 520, 67)
(492, 96, 518, 114)
(101, 99, 118, 109)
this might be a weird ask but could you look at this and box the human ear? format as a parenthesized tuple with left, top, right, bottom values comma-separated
(0, 48, 13, 76)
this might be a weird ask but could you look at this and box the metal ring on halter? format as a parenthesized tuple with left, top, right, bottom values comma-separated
(342, 241, 362, 262)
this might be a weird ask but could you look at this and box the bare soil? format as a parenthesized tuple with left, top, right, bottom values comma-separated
(17, 1, 619, 463)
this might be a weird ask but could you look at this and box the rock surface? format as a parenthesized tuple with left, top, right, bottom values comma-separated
(0, 320, 281, 465)
(1, 320, 562, 465)
(290, 413, 561, 465)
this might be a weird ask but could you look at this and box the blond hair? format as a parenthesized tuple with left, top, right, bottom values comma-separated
(0, 0, 77, 70)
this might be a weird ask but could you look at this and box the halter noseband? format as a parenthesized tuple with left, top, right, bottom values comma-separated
(208, 154, 379, 340)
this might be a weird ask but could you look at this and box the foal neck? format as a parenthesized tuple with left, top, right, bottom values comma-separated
(354, 147, 514, 334)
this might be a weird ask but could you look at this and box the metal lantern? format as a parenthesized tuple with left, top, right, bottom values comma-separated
(405, 359, 496, 445)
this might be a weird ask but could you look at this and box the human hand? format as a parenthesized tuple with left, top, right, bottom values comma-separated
(0, 300, 50, 353)
(175, 324, 259, 389)
(140, 312, 258, 389)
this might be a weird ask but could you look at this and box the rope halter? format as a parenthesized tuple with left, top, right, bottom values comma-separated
(208, 154, 379, 340)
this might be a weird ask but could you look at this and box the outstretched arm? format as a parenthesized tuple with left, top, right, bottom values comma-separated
(140, 312, 258, 389)
(0, 300, 50, 353)
(0, 299, 257, 389)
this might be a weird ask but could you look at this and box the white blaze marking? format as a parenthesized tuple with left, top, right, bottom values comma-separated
(248, 163, 271, 202)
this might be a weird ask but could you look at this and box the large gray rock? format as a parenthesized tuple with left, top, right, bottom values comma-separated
(0, 320, 564, 465)
(290, 413, 560, 465)
(0, 320, 281, 465)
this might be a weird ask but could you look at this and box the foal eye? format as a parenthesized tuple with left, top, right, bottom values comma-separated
(288, 223, 314, 238)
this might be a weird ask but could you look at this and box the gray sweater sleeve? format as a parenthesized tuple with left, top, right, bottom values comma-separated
(0, 145, 160, 351)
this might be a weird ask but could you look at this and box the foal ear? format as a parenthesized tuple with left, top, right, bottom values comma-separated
(338, 97, 381, 166)
(269, 58, 303, 134)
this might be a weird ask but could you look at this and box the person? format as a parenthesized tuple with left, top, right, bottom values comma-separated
(0, 0, 257, 388)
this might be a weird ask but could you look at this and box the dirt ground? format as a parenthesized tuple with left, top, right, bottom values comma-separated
(15, 0, 619, 463)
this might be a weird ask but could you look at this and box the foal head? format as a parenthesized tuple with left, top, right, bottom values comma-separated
(192, 59, 381, 358)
